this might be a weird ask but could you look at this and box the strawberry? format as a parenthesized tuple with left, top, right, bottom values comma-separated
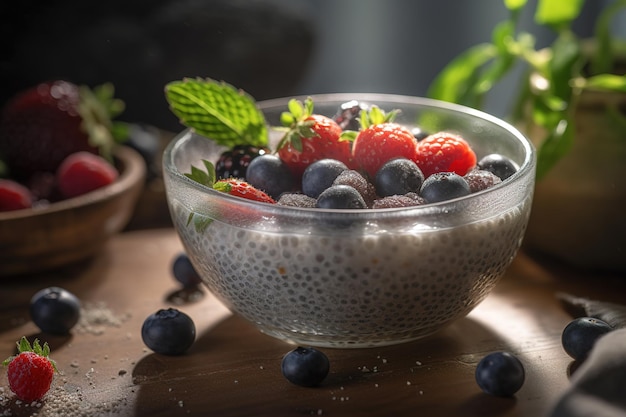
(186, 160, 275, 204)
(3, 337, 57, 403)
(0, 80, 126, 181)
(414, 132, 477, 178)
(56, 151, 119, 199)
(351, 106, 419, 179)
(0, 179, 33, 211)
(276, 98, 354, 179)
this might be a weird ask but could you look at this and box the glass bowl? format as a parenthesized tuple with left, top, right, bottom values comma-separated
(163, 93, 536, 348)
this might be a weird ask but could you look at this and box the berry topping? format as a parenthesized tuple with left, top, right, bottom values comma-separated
(172, 252, 203, 288)
(245, 154, 295, 199)
(56, 151, 119, 199)
(277, 193, 317, 208)
(374, 158, 424, 197)
(302, 159, 348, 199)
(464, 169, 503, 193)
(0, 178, 33, 211)
(316, 185, 367, 210)
(332, 169, 378, 207)
(141, 308, 196, 355)
(475, 351, 525, 397)
(477, 153, 519, 180)
(414, 132, 477, 178)
(372, 193, 426, 209)
(3, 337, 57, 402)
(215, 144, 270, 180)
(30, 287, 81, 335)
(561, 317, 613, 361)
(420, 172, 471, 203)
(281, 346, 330, 387)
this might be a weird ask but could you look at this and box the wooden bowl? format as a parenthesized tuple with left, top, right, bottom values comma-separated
(0, 146, 146, 277)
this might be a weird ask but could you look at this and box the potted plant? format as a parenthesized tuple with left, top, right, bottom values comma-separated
(428, 0, 626, 271)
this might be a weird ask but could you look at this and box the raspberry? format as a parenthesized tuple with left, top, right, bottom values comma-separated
(0, 179, 32, 211)
(414, 132, 477, 178)
(56, 151, 118, 198)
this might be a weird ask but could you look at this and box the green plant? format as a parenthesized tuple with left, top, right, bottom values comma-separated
(428, 0, 626, 179)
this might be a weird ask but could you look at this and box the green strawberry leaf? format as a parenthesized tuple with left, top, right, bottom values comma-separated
(165, 78, 268, 148)
(184, 160, 216, 187)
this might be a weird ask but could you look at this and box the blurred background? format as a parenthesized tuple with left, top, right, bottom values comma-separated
(0, 0, 622, 132)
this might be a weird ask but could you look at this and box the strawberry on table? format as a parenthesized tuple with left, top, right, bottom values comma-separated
(56, 151, 119, 199)
(414, 132, 477, 178)
(0, 178, 33, 211)
(351, 106, 419, 179)
(3, 337, 57, 403)
(276, 97, 354, 179)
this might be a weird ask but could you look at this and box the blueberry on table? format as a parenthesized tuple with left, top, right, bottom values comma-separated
(30, 286, 81, 334)
(475, 351, 525, 397)
(281, 347, 330, 387)
(245, 154, 295, 199)
(172, 252, 202, 288)
(302, 158, 348, 198)
(141, 308, 196, 355)
(420, 172, 471, 203)
(375, 157, 424, 197)
(477, 154, 518, 180)
(561, 317, 613, 361)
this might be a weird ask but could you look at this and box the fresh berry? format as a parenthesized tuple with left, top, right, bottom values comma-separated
(561, 317, 613, 361)
(374, 158, 424, 197)
(2, 337, 57, 402)
(477, 153, 518, 180)
(316, 185, 367, 210)
(332, 100, 366, 131)
(464, 169, 502, 193)
(420, 172, 471, 203)
(302, 159, 348, 198)
(281, 346, 330, 387)
(215, 144, 270, 180)
(414, 132, 477, 178)
(245, 154, 295, 199)
(30, 287, 81, 335)
(412, 127, 430, 141)
(56, 151, 119, 198)
(0, 80, 124, 180)
(141, 308, 196, 355)
(351, 106, 419, 179)
(0, 178, 32, 211)
(277, 98, 353, 178)
(186, 160, 276, 204)
(372, 193, 425, 209)
(475, 351, 525, 397)
(277, 193, 317, 208)
(172, 253, 202, 288)
(332, 170, 378, 207)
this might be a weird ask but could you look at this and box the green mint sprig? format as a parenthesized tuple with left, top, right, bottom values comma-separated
(165, 78, 268, 148)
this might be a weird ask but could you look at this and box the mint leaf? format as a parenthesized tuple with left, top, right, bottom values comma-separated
(165, 78, 268, 147)
(184, 160, 216, 187)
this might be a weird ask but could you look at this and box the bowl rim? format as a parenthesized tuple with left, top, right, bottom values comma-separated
(0, 145, 146, 221)
(164, 93, 536, 217)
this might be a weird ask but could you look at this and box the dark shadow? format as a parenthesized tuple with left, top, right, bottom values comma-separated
(458, 392, 517, 416)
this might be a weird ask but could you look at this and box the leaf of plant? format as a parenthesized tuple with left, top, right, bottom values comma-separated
(585, 74, 626, 93)
(184, 161, 216, 187)
(535, 117, 574, 180)
(504, 0, 527, 12)
(549, 32, 583, 100)
(535, 0, 583, 30)
(473, 21, 516, 96)
(165, 78, 268, 147)
(591, 0, 626, 74)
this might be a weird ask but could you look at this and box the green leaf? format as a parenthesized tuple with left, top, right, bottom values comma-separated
(536, 118, 574, 180)
(165, 78, 268, 147)
(504, 0, 527, 12)
(591, 0, 626, 74)
(473, 21, 516, 96)
(535, 0, 583, 30)
(549, 32, 582, 100)
(584, 74, 626, 93)
(184, 160, 216, 187)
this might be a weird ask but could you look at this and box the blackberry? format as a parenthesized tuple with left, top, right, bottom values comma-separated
(464, 168, 502, 193)
(215, 144, 270, 180)
(333, 100, 366, 131)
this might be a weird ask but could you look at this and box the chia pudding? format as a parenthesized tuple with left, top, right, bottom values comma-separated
(163, 94, 536, 348)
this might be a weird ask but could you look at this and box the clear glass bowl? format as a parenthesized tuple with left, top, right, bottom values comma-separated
(163, 93, 536, 348)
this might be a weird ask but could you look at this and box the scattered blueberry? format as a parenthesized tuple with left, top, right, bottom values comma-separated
(316, 185, 367, 210)
(561, 317, 613, 361)
(30, 286, 81, 335)
(281, 346, 330, 387)
(477, 154, 518, 180)
(141, 308, 196, 355)
(246, 154, 295, 199)
(172, 252, 202, 288)
(215, 144, 270, 180)
(333, 100, 366, 131)
(420, 172, 471, 203)
(475, 351, 525, 397)
(302, 159, 348, 198)
(375, 158, 424, 197)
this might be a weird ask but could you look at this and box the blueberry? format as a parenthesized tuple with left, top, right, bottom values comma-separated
(561, 317, 613, 361)
(475, 352, 525, 397)
(316, 185, 367, 210)
(374, 158, 424, 197)
(30, 286, 81, 335)
(281, 347, 330, 387)
(172, 252, 202, 288)
(411, 127, 430, 141)
(302, 159, 348, 198)
(245, 154, 295, 199)
(420, 172, 471, 203)
(141, 308, 196, 355)
(477, 154, 518, 180)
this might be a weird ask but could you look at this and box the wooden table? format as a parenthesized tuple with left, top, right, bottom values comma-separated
(1, 228, 625, 417)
